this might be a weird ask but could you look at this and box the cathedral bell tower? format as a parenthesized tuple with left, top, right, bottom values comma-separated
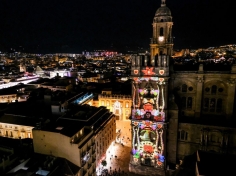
(150, 0, 173, 58)
(129, 1, 172, 175)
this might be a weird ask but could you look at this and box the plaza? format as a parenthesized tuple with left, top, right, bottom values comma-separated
(97, 120, 145, 176)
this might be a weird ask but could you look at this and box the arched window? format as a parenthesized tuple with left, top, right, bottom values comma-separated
(161, 19, 164, 22)
(160, 27, 164, 36)
(187, 97, 192, 108)
(182, 84, 187, 92)
(211, 85, 217, 94)
(210, 98, 216, 112)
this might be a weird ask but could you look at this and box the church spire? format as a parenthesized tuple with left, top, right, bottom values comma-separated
(161, 0, 166, 6)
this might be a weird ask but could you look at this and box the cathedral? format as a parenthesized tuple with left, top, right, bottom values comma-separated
(129, 0, 236, 175)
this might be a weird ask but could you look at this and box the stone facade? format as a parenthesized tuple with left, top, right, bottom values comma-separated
(33, 127, 96, 176)
(98, 90, 132, 120)
(95, 116, 116, 166)
(129, 0, 236, 174)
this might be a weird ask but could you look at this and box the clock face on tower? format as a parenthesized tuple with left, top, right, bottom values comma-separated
(158, 36, 164, 42)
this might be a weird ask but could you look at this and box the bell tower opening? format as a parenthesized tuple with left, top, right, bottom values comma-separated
(150, 0, 173, 58)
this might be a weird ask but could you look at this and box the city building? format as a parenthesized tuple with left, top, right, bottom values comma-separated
(97, 89, 132, 120)
(32, 105, 116, 176)
(0, 114, 35, 139)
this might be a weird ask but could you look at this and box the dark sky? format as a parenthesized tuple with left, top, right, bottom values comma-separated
(0, 0, 235, 53)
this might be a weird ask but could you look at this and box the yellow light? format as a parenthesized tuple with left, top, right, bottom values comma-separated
(158, 36, 164, 42)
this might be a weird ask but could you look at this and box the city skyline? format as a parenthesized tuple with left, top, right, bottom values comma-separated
(0, 0, 235, 53)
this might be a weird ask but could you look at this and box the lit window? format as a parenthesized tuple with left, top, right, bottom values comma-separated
(28, 133, 31, 138)
(126, 103, 129, 108)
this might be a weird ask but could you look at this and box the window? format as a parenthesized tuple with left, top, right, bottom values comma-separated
(181, 97, 192, 109)
(218, 88, 223, 92)
(203, 98, 209, 111)
(211, 85, 217, 94)
(182, 84, 187, 92)
(126, 103, 129, 108)
(178, 130, 188, 141)
(188, 87, 193, 91)
(210, 98, 216, 112)
(101, 101, 104, 106)
(160, 27, 164, 36)
(203, 98, 222, 113)
(216, 99, 222, 112)
(187, 97, 192, 108)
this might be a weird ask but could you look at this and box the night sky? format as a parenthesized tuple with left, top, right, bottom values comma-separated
(0, 0, 235, 53)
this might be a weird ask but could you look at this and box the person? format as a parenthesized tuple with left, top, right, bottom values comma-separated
(143, 111, 154, 120)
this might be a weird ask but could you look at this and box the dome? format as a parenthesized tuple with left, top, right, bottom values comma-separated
(155, 6, 171, 17)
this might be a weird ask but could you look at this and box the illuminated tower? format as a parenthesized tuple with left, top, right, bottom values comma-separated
(150, 0, 173, 58)
(129, 1, 172, 175)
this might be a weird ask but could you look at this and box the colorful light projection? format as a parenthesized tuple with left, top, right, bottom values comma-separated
(132, 79, 165, 122)
(141, 67, 155, 76)
(131, 120, 165, 167)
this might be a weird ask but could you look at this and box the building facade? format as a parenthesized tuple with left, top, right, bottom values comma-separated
(129, 1, 172, 174)
(33, 126, 95, 176)
(33, 105, 116, 176)
(129, 0, 236, 175)
(98, 89, 132, 120)
(0, 114, 35, 139)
